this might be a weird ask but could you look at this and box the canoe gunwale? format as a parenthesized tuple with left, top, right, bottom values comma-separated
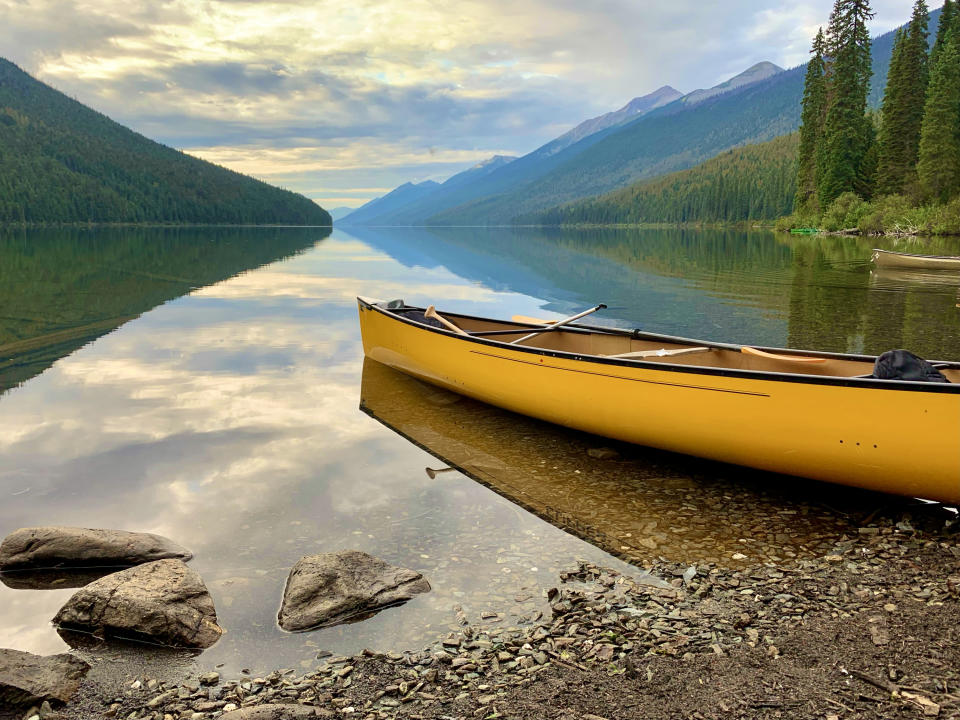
(358, 298, 960, 394)
(872, 248, 960, 262)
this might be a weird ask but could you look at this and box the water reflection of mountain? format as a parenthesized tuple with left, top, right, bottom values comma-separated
(343, 226, 794, 345)
(346, 226, 960, 358)
(359, 359, 938, 569)
(0, 226, 330, 395)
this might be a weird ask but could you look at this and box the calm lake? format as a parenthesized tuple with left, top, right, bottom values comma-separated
(1, 225, 958, 678)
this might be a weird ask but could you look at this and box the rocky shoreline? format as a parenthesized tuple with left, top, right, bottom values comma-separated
(38, 511, 959, 720)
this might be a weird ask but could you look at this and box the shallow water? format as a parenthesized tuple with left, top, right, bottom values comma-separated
(0, 225, 957, 677)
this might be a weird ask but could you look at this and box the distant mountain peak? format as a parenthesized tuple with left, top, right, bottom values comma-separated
(474, 155, 517, 169)
(681, 62, 784, 106)
(537, 85, 684, 158)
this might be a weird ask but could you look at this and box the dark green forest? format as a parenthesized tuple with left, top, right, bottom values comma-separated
(0, 59, 331, 225)
(785, 0, 960, 234)
(527, 134, 798, 225)
(0, 225, 330, 393)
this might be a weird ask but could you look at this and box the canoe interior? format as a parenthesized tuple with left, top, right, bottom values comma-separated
(391, 307, 960, 384)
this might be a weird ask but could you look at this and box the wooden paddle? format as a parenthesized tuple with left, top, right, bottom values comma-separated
(424, 305, 469, 336)
(509, 304, 607, 346)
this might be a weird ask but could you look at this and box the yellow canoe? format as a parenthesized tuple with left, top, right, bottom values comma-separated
(872, 248, 960, 270)
(358, 298, 960, 503)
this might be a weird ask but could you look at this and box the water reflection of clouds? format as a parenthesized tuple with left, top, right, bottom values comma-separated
(191, 270, 503, 304)
(1, 233, 623, 672)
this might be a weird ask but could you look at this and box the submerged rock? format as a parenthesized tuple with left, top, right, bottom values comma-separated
(0, 567, 118, 590)
(53, 559, 222, 649)
(278, 550, 430, 631)
(0, 527, 192, 570)
(0, 648, 90, 707)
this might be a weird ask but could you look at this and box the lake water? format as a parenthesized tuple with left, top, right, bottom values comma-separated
(1, 225, 958, 679)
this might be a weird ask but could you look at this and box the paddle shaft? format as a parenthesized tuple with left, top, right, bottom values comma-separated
(509, 304, 607, 346)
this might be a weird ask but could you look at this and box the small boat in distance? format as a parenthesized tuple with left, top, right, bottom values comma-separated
(872, 248, 960, 270)
(358, 298, 960, 504)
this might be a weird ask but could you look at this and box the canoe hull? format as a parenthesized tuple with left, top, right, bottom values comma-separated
(358, 301, 960, 503)
(872, 248, 960, 270)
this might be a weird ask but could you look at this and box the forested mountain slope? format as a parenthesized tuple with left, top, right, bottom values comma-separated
(431, 69, 804, 225)
(423, 8, 937, 226)
(529, 134, 799, 225)
(0, 59, 331, 225)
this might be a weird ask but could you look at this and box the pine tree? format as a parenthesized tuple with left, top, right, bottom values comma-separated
(795, 28, 828, 211)
(818, 0, 876, 206)
(932, 0, 956, 63)
(917, 36, 960, 201)
(875, 0, 930, 196)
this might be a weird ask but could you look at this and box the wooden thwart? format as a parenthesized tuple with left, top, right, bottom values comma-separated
(608, 347, 713, 360)
(741, 346, 826, 364)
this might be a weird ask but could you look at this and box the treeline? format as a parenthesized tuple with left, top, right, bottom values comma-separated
(527, 134, 798, 226)
(0, 59, 331, 226)
(785, 0, 960, 234)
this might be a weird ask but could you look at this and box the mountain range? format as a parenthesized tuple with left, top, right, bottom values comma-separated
(340, 9, 933, 228)
(0, 58, 331, 225)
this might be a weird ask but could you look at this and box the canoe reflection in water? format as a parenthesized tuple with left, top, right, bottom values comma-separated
(359, 359, 953, 569)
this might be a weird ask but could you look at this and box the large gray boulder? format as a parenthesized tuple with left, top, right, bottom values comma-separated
(53, 559, 222, 649)
(0, 648, 90, 707)
(278, 550, 430, 631)
(0, 527, 192, 570)
(220, 705, 334, 720)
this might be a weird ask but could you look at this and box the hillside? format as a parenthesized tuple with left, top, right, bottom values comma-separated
(533, 86, 683, 158)
(350, 7, 937, 228)
(339, 155, 518, 226)
(337, 180, 440, 226)
(430, 68, 802, 225)
(356, 63, 798, 227)
(529, 134, 798, 225)
(0, 58, 331, 225)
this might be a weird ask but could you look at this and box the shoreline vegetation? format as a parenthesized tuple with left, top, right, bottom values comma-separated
(782, 0, 960, 237)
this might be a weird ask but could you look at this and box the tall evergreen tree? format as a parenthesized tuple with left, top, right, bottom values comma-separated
(917, 36, 960, 201)
(932, 0, 957, 63)
(818, 0, 876, 206)
(795, 28, 828, 211)
(875, 0, 930, 196)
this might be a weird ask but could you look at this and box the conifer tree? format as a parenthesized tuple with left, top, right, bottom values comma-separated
(917, 36, 960, 201)
(818, 0, 876, 206)
(795, 28, 828, 211)
(932, 0, 956, 63)
(876, 0, 930, 196)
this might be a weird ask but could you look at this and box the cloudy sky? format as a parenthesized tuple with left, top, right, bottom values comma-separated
(1, 1, 913, 209)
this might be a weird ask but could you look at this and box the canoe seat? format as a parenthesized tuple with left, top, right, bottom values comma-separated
(511, 315, 555, 325)
(608, 347, 712, 360)
(741, 346, 826, 364)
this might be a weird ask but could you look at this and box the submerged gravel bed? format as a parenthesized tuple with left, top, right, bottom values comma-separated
(45, 510, 960, 720)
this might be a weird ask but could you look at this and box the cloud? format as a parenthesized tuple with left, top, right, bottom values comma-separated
(0, 0, 917, 207)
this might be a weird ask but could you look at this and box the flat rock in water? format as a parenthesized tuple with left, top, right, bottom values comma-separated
(0, 648, 90, 707)
(52, 559, 222, 649)
(221, 705, 334, 720)
(0, 527, 192, 570)
(278, 550, 430, 631)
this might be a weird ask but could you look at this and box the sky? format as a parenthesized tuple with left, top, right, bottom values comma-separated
(0, 0, 913, 209)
